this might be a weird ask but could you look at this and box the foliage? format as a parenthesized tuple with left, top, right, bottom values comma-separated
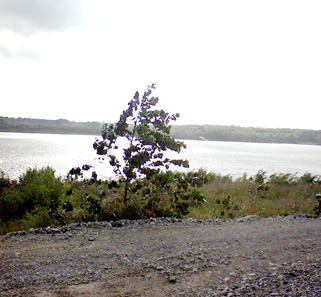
(189, 171, 320, 219)
(1, 166, 321, 235)
(315, 194, 321, 216)
(171, 125, 321, 145)
(127, 169, 214, 218)
(252, 170, 268, 184)
(62, 169, 214, 223)
(2, 116, 321, 145)
(267, 172, 321, 186)
(92, 84, 189, 201)
(0, 167, 213, 233)
(0, 170, 13, 191)
(0, 167, 63, 223)
(0, 116, 101, 135)
(0, 167, 64, 234)
(267, 173, 298, 185)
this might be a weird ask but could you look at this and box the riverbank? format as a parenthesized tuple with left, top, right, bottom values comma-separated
(1, 167, 320, 235)
(0, 167, 321, 234)
(1, 117, 321, 145)
(1, 215, 320, 296)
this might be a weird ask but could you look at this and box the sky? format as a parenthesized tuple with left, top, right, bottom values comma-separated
(0, 0, 321, 130)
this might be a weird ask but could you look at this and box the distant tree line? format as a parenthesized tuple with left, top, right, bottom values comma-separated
(1, 116, 321, 145)
(0, 117, 102, 135)
(171, 125, 321, 145)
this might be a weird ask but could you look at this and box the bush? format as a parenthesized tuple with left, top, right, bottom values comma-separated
(268, 173, 297, 185)
(1, 167, 320, 235)
(19, 167, 63, 210)
(0, 170, 13, 191)
(299, 173, 321, 184)
(0, 167, 63, 225)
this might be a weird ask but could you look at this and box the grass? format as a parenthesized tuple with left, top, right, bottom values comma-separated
(0, 168, 320, 235)
(188, 173, 320, 219)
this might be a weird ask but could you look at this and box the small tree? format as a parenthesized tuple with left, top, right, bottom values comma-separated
(93, 84, 189, 202)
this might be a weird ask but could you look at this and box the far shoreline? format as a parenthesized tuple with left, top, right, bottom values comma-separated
(1, 116, 321, 145)
(1, 129, 320, 146)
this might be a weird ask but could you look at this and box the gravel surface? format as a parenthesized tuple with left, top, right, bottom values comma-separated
(1, 215, 320, 296)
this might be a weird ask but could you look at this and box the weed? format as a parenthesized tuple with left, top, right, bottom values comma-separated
(1, 168, 320, 234)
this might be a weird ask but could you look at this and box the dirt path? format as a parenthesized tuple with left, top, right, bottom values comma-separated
(1, 215, 321, 296)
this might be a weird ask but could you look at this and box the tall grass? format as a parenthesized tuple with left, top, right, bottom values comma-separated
(0, 168, 320, 235)
(189, 171, 320, 219)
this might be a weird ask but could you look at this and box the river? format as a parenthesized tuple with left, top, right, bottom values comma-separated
(0, 132, 320, 180)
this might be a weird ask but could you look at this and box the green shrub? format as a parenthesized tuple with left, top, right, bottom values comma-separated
(253, 170, 267, 184)
(1, 167, 320, 235)
(268, 173, 298, 185)
(18, 167, 63, 210)
(299, 173, 321, 184)
(0, 167, 63, 224)
(0, 170, 13, 191)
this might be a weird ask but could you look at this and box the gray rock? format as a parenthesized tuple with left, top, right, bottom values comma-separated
(168, 276, 177, 284)
(236, 215, 259, 223)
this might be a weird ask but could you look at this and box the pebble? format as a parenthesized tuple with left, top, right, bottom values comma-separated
(1, 214, 320, 296)
(168, 276, 177, 284)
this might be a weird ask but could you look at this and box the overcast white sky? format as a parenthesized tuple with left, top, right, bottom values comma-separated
(1, 0, 321, 129)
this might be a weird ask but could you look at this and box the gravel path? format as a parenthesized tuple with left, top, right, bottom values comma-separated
(1, 215, 320, 296)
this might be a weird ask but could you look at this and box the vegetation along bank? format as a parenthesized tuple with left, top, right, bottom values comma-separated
(1, 85, 320, 235)
(1, 116, 321, 145)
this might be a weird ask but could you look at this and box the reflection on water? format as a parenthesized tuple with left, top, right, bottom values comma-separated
(178, 140, 321, 178)
(0, 132, 320, 180)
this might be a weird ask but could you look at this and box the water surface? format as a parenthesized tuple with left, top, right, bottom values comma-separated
(0, 132, 320, 180)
